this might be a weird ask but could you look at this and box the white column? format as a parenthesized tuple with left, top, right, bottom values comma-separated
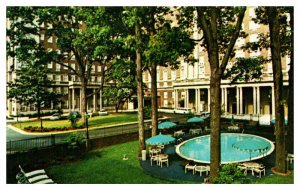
(221, 87, 225, 109)
(236, 87, 240, 115)
(207, 88, 210, 112)
(51, 101, 53, 109)
(195, 89, 198, 112)
(253, 87, 257, 114)
(224, 87, 228, 114)
(174, 89, 178, 109)
(99, 89, 102, 111)
(8, 99, 12, 116)
(72, 88, 75, 110)
(199, 89, 202, 112)
(257, 87, 260, 115)
(79, 89, 82, 111)
(93, 89, 96, 112)
(271, 86, 275, 118)
(240, 87, 243, 114)
(186, 89, 189, 108)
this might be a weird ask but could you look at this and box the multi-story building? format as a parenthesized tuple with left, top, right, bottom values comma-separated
(143, 7, 290, 119)
(6, 7, 290, 119)
(6, 20, 105, 116)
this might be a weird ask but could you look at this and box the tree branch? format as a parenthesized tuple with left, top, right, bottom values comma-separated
(219, 7, 246, 74)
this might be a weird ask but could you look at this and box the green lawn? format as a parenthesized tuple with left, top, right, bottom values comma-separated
(12, 113, 138, 131)
(46, 141, 193, 184)
(45, 140, 294, 184)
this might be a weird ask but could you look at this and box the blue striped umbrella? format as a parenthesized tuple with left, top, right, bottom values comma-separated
(146, 133, 176, 145)
(187, 117, 204, 123)
(271, 119, 288, 125)
(158, 121, 177, 129)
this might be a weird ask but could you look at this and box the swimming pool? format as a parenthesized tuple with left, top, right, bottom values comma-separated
(175, 133, 275, 164)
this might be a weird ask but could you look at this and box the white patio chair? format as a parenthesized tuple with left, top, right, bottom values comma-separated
(252, 165, 266, 178)
(159, 157, 169, 168)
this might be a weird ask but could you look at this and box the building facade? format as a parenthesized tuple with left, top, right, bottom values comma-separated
(6, 7, 290, 119)
(142, 7, 290, 119)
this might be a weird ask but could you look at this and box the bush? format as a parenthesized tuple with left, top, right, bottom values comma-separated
(211, 163, 250, 184)
(64, 132, 86, 149)
(68, 111, 81, 128)
(144, 106, 151, 119)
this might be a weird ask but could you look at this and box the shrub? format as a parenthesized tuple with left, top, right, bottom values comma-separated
(143, 106, 151, 119)
(64, 132, 86, 149)
(211, 163, 250, 184)
(68, 111, 81, 128)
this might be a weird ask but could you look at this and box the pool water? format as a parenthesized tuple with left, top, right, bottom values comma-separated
(175, 133, 274, 164)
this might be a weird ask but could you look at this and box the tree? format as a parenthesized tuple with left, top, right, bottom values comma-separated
(35, 7, 125, 145)
(103, 58, 137, 112)
(7, 7, 61, 129)
(143, 10, 195, 136)
(8, 61, 60, 129)
(245, 6, 293, 173)
(267, 7, 287, 174)
(180, 7, 246, 179)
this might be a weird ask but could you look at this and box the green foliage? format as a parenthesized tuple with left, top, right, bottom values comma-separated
(223, 57, 264, 83)
(68, 111, 82, 128)
(143, 106, 151, 119)
(211, 163, 250, 184)
(64, 132, 86, 149)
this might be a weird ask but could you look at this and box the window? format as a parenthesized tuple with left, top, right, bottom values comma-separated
(198, 56, 205, 78)
(47, 36, 53, 43)
(180, 66, 185, 79)
(47, 62, 53, 69)
(47, 74, 52, 80)
(163, 68, 168, 81)
(97, 77, 102, 82)
(71, 63, 76, 70)
(164, 92, 168, 99)
(63, 87, 68, 94)
(63, 75, 68, 81)
(91, 65, 95, 73)
(97, 65, 101, 72)
(56, 64, 60, 71)
(55, 75, 61, 81)
(41, 34, 44, 41)
(56, 87, 61, 93)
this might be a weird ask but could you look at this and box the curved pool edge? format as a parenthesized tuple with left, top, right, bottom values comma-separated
(175, 133, 275, 164)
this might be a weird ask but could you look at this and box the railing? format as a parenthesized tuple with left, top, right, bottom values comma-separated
(6, 121, 152, 155)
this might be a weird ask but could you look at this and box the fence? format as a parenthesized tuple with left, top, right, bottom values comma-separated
(6, 121, 153, 155)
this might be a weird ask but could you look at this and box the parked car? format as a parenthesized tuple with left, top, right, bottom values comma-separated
(200, 112, 210, 119)
(49, 113, 61, 120)
(173, 107, 192, 114)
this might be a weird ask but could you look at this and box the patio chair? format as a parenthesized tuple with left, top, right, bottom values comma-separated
(185, 161, 196, 174)
(287, 153, 294, 164)
(159, 157, 169, 168)
(237, 164, 248, 175)
(194, 165, 210, 176)
(19, 165, 46, 178)
(252, 165, 266, 178)
(27, 174, 51, 184)
(150, 155, 159, 166)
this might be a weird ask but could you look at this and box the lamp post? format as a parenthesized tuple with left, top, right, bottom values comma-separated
(85, 112, 90, 149)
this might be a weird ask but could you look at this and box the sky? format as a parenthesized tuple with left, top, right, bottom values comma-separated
(1, 0, 299, 189)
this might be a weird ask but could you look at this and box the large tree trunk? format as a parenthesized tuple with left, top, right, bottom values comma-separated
(80, 77, 90, 147)
(135, 21, 146, 158)
(209, 69, 222, 179)
(286, 7, 294, 154)
(150, 64, 158, 136)
(268, 7, 287, 174)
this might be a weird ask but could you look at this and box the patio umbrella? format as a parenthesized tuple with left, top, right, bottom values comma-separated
(271, 119, 288, 125)
(187, 117, 204, 123)
(158, 121, 177, 130)
(146, 133, 176, 145)
(232, 140, 270, 160)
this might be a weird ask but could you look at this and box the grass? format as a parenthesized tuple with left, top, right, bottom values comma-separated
(46, 141, 194, 184)
(253, 172, 294, 184)
(45, 140, 294, 184)
(12, 113, 138, 131)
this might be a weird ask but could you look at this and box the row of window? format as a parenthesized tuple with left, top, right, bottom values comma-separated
(47, 74, 102, 82)
(47, 62, 102, 72)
